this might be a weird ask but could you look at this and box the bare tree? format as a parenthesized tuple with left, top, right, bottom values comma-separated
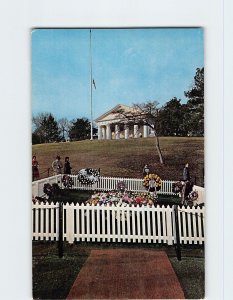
(32, 112, 50, 143)
(58, 118, 71, 141)
(117, 101, 164, 164)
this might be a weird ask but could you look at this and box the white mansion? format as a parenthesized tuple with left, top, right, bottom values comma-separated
(95, 104, 155, 140)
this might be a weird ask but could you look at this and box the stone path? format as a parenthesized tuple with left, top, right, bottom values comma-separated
(67, 249, 185, 299)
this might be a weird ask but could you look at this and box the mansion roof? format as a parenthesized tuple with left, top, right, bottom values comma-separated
(95, 104, 140, 123)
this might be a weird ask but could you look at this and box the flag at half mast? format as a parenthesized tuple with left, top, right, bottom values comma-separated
(93, 79, 96, 89)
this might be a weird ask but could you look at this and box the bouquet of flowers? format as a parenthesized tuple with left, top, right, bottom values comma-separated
(86, 191, 157, 206)
(188, 190, 198, 201)
(172, 181, 184, 194)
(62, 175, 74, 188)
(117, 181, 127, 192)
(143, 173, 162, 191)
(77, 168, 100, 185)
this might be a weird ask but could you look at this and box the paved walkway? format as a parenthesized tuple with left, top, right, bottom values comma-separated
(67, 249, 185, 299)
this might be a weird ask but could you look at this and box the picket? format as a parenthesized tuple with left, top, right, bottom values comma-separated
(32, 175, 177, 197)
(32, 201, 205, 245)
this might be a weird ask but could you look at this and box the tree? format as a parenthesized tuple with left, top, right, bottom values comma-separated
(58, 118, 71, 141)
(69, 118, 97, 141)
(32, 113, 61, 143)
(118, 101, 164, 164)
(184, 67, 204, 135)
(32, 112, 48, 144)
(159, 97, 184, 136)
(32, 132, 41, 145)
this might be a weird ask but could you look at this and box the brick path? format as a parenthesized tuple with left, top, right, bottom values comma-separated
(67, 249, 185, 299)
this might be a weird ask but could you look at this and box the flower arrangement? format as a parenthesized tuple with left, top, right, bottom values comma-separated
(188, 190, 198, 201)
(172, 181, 184, 194)
(43, 183, 53, 198)
(43, 183, 60, 199)
(116, 181, 127, 192)
(62, 175, 74, 189)
(86, 191, 156, 206)
(143, 173, 162, 191)
(77, 168, 100, 185)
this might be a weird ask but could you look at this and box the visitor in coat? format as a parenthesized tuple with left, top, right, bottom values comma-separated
(183, 163, 191, 181)
(52, 155, 63, 175)
(181, 163, 192, 204)
(64, 156, 72, 174)
(148, 178, 157, 198)
(32, 155, 39, 181)
(143, 164, 150, 177)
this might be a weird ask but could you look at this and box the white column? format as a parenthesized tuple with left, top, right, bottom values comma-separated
(150, 129, 155, 136)
(106, 124, 112, 140)
(102, 126, 106, 140)
(98, 125, 102, 140)
(143, 125, 148, 138)
(134, 124, 139, 138)
(115, 124, 120, 139)
(124, 125, 129, 139)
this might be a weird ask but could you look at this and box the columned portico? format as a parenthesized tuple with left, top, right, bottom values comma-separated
(95, 104, 152, 140)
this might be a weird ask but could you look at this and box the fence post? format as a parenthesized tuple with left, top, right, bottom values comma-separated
(174, 205, 181, 260)
(166, 206, 173, 245)
(58, 201, 63, 258)
(67, 203, 75, 244)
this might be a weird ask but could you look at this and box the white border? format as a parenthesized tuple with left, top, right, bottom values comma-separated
(1, 0, 230, 299)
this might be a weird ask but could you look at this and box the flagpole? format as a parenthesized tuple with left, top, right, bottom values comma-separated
(90, 29, 93, 140)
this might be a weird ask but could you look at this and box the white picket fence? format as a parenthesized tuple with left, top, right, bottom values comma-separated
(32, 175, 176, 197)
(32, 175, 61, 198)
(71, 175, 176, 195)
(32, 202, 205, 245)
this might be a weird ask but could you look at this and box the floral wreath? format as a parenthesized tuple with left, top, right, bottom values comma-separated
(172, 181, 184, 193)
(188, 190, 198, 201)
(77, 168, 100, 185)
(117, 181, 127, 191)
(62, 175, 74, 188)
(43, 183, 53, 197)
(143, 173, 162, 191)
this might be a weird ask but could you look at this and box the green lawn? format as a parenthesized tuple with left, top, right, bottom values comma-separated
(32, 137, 204, 186)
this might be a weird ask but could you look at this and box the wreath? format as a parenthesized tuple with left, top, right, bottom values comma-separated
(172, 181, 184, 194)
(62, 175, 74, 188)
(43, 183, 60, 199)
(77, 168, 100, 185)
(43, 183, 53, 198)
(143, 173, 162, 191)
(117, 181, 127, 192)
(188, 190, 198, 201)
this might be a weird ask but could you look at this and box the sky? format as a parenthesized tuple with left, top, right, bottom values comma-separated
(32, 28, 204, 122)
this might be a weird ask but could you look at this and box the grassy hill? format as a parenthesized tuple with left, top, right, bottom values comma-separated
(32, 136, 204, 186)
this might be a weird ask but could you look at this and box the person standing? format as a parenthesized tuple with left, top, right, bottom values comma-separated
(52, 155, 63, 175)
(143, 164, 150, 177)
(64, 157, 72, 174)
(148, 178, 158, 199)
(182, 163, 191, 204)
(183, 163, 191, 181)
(32, 155, 39, 181)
